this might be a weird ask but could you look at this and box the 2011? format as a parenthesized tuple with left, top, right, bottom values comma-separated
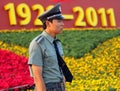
(73, 6, 116, 27)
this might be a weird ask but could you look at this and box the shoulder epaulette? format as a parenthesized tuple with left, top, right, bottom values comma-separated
(35, 35, 44, 43)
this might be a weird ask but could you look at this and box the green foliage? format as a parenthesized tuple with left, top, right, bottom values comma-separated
(0, 29, 120, 58)
(58, 30, 120, 58)
(0, 31, 41, 47)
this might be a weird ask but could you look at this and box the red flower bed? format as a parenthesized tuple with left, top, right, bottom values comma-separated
(0, 49, 33, 90)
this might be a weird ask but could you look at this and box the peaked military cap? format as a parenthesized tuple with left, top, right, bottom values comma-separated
(38, 3, 64, 23)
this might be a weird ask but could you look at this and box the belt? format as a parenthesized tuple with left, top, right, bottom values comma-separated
(45, 82, 64, 89)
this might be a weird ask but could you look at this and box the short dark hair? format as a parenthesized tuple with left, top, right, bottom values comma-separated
(42, 22, 47, 30)
(42, 19, 53, 29)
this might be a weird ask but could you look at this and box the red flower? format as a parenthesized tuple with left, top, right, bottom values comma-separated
(0, 49, 34, 90)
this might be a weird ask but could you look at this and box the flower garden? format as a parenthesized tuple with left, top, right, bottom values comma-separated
(0, 29, 120, 91)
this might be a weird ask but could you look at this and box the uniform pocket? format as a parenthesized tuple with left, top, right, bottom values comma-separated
(44, 49, 58, 67)
(45, 49, 56, 57)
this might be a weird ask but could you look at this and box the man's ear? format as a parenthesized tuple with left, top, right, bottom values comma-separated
(46, 20, 50, 27)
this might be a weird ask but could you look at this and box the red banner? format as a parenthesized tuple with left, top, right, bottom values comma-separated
(0, 0, 120, 30)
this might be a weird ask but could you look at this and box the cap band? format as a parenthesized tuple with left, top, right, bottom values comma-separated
(47, 14, 63, 20)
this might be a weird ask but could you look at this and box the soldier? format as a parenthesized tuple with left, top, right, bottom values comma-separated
(28, 3, 73, 91)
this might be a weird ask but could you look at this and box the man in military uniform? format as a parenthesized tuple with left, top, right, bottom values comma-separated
(28, 3, 66, 91)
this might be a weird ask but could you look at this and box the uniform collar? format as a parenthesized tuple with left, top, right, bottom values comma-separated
(42, 31, 55, 43)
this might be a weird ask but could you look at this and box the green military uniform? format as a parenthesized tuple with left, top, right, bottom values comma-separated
(28, 31, 64, 84)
